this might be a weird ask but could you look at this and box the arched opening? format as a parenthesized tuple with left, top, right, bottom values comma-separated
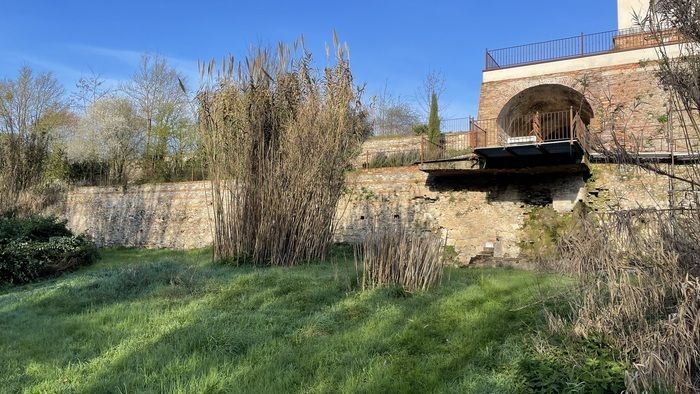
(497, 84, 593, 142)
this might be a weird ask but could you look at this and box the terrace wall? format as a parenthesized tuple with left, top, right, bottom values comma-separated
(50, 160, 676, 264)
(354, 134, 425, 168)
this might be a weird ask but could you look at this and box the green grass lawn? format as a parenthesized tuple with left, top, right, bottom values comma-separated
(0, 247, 598, 393)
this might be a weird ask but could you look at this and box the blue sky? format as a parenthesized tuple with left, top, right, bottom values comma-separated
(0, 0, 617, 118)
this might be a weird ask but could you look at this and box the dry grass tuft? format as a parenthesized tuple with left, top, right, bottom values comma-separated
(544, 208, 700, 393)
(357, 222, 444, 293)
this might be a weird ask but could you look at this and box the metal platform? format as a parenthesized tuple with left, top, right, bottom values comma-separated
(474, 140, 585, 160)
(419, 140, 588, 176)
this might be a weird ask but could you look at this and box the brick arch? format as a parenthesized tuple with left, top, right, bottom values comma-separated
(478, 63, 670, 143)
(494, 83, 594, 141)
(477, 74, 595, 122)
(497, 84, 594, 123)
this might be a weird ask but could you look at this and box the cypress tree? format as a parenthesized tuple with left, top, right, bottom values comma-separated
(427, 93, 440, 145)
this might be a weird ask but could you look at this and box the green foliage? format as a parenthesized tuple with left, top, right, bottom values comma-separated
(66, 160, 111, 186)
(519, 207, 574, 259)
(412, 123, 428, 135)
(518, 336, 627, 393)
(442, 245, 459, 264)
(586, 165, 602, 184)
(0, 215, 96, 285)
(366, 150, 421, 168)
(427, 93, 441, 144)
(0, 247, 617, 393)
(0, 214, 72, 241)
(42, 148, 69, 182)
(0, 236, 97, 285)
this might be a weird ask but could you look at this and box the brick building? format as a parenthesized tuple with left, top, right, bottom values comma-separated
(472, 0, 683, 155)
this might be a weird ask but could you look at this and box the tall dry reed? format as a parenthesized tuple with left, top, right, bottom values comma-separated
(197, 36, 369, 266)
(545, 208, 700, 393)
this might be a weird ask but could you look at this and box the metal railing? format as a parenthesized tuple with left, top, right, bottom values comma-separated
(419, 133, 474, 162)
(420, 109, 582, 162)
(441, 118, 470, 133)
(471, 109, 577, 147)
(485, 26, 683, 70)
(372, 111, 700, 165)
(359, 147, 422, 169)
(504, 110, 573, 143)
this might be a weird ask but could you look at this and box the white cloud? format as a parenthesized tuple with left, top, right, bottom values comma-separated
(0, 50, 84, 80)
(67, 44, 143, 66)
(67, 44, 200, 86)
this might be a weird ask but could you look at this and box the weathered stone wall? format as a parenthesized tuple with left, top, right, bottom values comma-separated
(585, 163, 699, 211)
(360, 135, 422, 156)
(57, 182, 213, 249)
(336, 167, 587, 263)
(54, 163, 679, 263)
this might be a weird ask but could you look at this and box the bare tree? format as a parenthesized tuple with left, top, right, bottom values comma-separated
(372, 84, 420, 135)
(122, 54, 192, 179)
(415, 70, 446, 117)
(625, 0, 700, 190)
(70, 71, 111, 113)
(539, 3, 700, 392)
(0, 66, 68, 206)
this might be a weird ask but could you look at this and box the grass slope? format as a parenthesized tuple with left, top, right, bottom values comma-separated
(1, 248, 568, 393)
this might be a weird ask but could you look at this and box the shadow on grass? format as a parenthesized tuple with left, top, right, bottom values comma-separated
(1, 250, 559, 393)
(87, 272, 545, 392)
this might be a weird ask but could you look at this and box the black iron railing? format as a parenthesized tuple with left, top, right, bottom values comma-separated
(419, 109, 583, 162)
(368, 113, 700, 165)
(485, 26, 682, 70)
(441, 117, 470, 133)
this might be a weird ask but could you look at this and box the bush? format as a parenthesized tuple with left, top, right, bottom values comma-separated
(412, 124, 428, 135)
(0, 214, 72, 241)
(366, 150, 421, 168)
(541, 209, 700, 392)
(519, 206, 575, 260)
(66, 160, 111, 186)
(198, 39, 370, 266)
(0, 215, 97, 285)
(518, 336, 626, 393)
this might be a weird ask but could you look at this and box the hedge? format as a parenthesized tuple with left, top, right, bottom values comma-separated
(0, 215, 97, 285)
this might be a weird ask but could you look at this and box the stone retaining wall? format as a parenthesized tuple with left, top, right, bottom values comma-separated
(58, 182, 213, 250)
(53, 163, 676, 264)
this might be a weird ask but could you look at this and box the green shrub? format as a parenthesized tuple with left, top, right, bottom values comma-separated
(412, 124, 428, 135)
(441, 245, 459, 265)
(0, 214, 72, 242)
(519, 207, 575, 260)
(518, 336, 626, 393)
(0, 214, 97, 285)
(366, 150, 420, 168)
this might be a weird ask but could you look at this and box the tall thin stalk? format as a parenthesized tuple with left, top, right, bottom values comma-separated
(358, 221, 444, 292)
